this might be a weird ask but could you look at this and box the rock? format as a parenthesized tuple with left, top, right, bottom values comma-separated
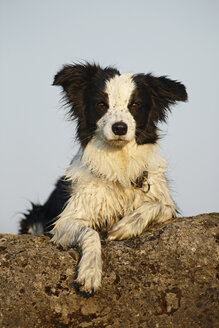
(0, 213, 219, 328)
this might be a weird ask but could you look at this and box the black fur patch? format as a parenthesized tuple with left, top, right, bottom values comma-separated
(131, 74, 187, 144)
(53, 63, 120, 147)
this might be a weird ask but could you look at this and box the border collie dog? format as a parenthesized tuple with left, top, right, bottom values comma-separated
(20, 63, 187, 293)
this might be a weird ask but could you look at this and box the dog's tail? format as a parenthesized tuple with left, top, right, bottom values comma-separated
(19, 177, 71, 236)
(19, 203, 51, 235)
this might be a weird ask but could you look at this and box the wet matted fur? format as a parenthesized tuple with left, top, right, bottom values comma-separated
(20, 63, 187, 293)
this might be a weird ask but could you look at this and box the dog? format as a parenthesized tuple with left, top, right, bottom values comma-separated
(20, 62, 187, 293)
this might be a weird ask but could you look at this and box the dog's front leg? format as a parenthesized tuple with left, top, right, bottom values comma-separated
(51, 218, 102, 293)
(108, 202, 175, 241)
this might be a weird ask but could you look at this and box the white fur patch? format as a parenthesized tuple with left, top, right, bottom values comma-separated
(28, 222, 44, 235)
(105, 73, 135, 109)
(96, 73, 136, 144)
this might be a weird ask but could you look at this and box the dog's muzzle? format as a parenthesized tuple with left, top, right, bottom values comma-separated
(112, 121, 127, 136)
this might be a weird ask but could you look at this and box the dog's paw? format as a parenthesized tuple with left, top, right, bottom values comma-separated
(75, 267, 102, 294)
(107, 217, 134, 241)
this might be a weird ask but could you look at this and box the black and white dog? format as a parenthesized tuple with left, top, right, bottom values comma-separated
(20, 63, 187, 293)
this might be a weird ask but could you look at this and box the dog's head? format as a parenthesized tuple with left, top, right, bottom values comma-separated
(53, 63, 187, 148)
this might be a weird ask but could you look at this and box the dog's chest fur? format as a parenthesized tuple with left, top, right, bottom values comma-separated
(63, 138, 171, 229)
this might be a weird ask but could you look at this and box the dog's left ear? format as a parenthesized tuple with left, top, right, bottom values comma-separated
(145, 74, 188, 122)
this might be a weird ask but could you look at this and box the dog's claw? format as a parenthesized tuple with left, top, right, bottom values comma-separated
(76, 278, 85, 286)
(76, 281, 95, 295)
(107, 231, 118, 241)
(75, 268, 101, 294)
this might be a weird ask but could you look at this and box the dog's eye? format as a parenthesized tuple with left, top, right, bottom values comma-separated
(130, 102, 141, 110)
(97, 102, 107, 110)
(97, 102, 107, 111)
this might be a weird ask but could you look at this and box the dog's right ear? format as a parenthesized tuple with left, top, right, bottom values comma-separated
(53, 63, 120, 147)
(53, 63, 120, 104)
(53, 63, 99, 100)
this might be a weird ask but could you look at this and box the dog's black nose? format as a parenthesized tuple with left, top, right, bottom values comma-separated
(112, 121, 128, 136)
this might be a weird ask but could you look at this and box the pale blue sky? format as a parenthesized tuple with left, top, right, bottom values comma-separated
(1, 0, 219, 233)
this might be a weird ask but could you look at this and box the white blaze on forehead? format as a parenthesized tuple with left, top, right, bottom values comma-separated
(105, 73, 135, 109)
(97, 73, 136, 143)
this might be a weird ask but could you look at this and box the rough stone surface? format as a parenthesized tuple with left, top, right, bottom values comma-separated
(0, 213, 219, 328)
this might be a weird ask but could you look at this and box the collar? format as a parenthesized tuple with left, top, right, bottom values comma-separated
(89, 166, 150, 192)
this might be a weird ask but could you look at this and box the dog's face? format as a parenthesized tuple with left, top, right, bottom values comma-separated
(96, 73, 136, 147)
(53, 63, 187, 148)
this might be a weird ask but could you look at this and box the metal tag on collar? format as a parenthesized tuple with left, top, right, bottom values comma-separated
(135, 171, 150, 193)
